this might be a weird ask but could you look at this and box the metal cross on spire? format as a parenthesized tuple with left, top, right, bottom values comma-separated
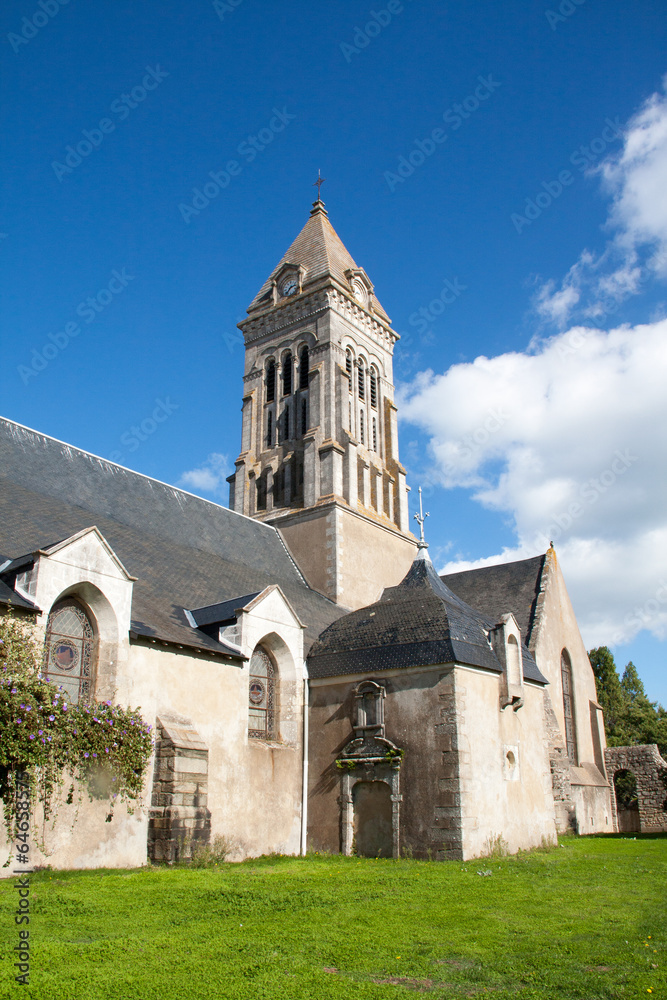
(413, 486, 430, 546)
(313, 169, 326, 200)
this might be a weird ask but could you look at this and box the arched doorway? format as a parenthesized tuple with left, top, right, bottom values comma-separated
(614, 769, 640, 832)
(353, 781, 393, 857)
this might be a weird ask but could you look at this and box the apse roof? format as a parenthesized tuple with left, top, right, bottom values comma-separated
(247, 200, 391, 322)
(308, 549, 547, 683)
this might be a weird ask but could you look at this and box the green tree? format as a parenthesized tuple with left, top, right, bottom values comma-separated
(588, 647, 667, 759)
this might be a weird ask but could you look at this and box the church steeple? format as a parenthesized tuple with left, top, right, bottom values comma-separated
(228, 196, 416, 608)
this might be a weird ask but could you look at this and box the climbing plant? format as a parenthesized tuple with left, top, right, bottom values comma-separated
(0, 610, 152, 855)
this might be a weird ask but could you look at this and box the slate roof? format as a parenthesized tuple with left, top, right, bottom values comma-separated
(441, 555, 546, 645)
(247, 200, 391, 322)
(308, 550, 546, 683)
(0, 418, 344, 656)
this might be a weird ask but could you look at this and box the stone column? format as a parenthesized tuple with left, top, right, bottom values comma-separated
(319, 441, 345, 499)
(397, 469, 409, 532)
(345, 442, 358, 507)
(303, 434, 318, 507)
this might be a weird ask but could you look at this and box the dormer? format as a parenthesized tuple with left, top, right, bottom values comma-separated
(489, 612, 525, 711)
(271, 263, 307, 303)
(344, 267, 374, 312)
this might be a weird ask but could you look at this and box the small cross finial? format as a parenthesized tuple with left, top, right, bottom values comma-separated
(414, 486, 430, 546)
(313, 169, 326, 200)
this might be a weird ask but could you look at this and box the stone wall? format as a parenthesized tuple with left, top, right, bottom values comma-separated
(148, 716, 211, 862)
(604, 744, 667, 833)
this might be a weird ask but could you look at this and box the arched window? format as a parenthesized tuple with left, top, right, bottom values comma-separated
(248, 646, 276, 739)
(282, 353, 292, 396)
(299, 345, 309, 390)
(358, 360, 365, 400)
(370, 368, 378, 409)
(372, 417, 377, 453)
(360, 410, 365, 445)
(283, 404, 290, 441)
(507, 635, 521, 687)
(256, 473, 267, 511)
(345, 349, 353, 388)
(561, 649, 577, 763)
(43, 598, 96, 704)
(266, 411, 273, 448)
(301, 398, 307, 436)
(266, 360, 276, 403)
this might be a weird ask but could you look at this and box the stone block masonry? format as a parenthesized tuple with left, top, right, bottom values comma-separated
(605, 744, 667, 833)
(148, 716, 211, 862)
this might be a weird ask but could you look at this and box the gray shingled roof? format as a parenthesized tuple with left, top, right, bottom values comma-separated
(441, 556, 546, 645)
(0, 418, 344, 656)
(247, 200, 391, 322)
(308, 551, 546, 683)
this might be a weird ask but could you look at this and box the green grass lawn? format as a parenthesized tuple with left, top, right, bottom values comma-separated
(0, 834, 665, 999)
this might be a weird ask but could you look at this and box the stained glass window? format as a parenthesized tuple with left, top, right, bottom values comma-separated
(248, 647, 276, 739)
(561, 649, 577, 763)
(43, 599, 96, 704)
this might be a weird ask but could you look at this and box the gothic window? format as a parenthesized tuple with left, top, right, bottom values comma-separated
(370, 368, 378, 409)
(282, 353, 292, 396)
(346, 349, 353, 388)
(43, 599, 96, 704)
(266, 411, 273, 448)
(256, 474, 267, 511)
(266, 360, 276, 403)
(358, 361, 365, 400)
(301, 398, 307, 436)
(248, 646, 276, 739)
(299, 346, 309, 390)
(561, 649, 578, 764)
(353, 680, 385, 738)
(360, 410, 365, 445)
(372, 417, 377, 453)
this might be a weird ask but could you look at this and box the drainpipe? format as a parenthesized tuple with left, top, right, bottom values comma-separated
(300, 675, 309, 855)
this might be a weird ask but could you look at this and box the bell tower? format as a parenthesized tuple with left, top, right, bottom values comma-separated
(229, 195, 417, 608)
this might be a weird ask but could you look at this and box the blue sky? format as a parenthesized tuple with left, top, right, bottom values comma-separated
(2, 0, 667, 702)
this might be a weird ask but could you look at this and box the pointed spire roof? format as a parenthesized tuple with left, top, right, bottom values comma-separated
(247, 199, 390, 322)
(308, 546, 547, 683)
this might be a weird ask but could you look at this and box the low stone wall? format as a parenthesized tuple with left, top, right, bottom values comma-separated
(604, 744, 667, 833)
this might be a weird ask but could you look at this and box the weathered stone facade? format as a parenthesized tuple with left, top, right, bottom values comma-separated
(605, 744, 667, 833)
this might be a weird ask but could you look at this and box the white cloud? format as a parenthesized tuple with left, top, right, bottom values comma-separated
(398, 318, 667, 647)
(536, 75, 667, 327)
(178, 453, 231, 497)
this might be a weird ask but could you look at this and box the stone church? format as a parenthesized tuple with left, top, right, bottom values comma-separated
(0, 196, 620, 866)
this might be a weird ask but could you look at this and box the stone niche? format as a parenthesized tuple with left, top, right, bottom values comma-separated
(147, 715, 211, 862)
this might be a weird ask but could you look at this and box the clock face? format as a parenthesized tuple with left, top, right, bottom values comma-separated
(281, 277, 298, 297)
